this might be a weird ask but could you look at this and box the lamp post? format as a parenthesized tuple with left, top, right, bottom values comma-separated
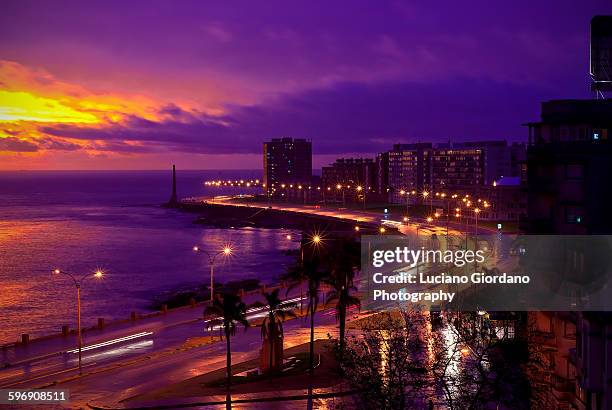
(400, 189, 410, 216)
(52, 268, 103, 375)
(423, 190, 432, 215)
(193, 245, 232, 302)
(336, 184, 345, 207)
(356, 185, 365, 209)
(474, 208, 480, 250)
(441, 193, 451, 239)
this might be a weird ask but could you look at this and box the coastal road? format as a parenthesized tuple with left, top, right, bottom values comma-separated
(0, 290, 306, 390)
(195, 196, 497, 238)
(9, 305, 360, 409)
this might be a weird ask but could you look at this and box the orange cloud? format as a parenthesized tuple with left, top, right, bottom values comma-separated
(0, 60, 203, 161)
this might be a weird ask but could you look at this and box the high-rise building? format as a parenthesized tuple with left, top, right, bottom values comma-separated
(386, 142, 491, 203)
(384, 140, 524, 206)
(449, 140, 513, 185)
(263, 138, 312, 195)
(429, 145, 485, 189)
(321, 158, 376, 204)
(525, 99, 612, 234)
(525, 98, 612, 410)
(321, 158, 376, 189)
(387, 143, 432, 203)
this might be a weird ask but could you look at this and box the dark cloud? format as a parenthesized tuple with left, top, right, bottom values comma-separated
(0, 137, 39, 152)
(39, 137, 81, 151)
(41, 77, 551, 155)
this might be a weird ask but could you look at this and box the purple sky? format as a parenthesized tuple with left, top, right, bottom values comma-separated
(1, 1, 611, 169)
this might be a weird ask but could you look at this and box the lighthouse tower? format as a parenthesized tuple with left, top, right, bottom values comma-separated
(167, 164, 178, 207)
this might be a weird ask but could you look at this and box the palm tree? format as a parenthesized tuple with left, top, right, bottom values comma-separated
(325, 268, 360, 356)
(288, 257, 328, 376)
(204, 293, 249, 389)
(260, 289, 297, 377)
(285, 256, 327, 375)
(325, 240, 361, 356)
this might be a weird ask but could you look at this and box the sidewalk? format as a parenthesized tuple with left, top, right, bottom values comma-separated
(0, 285, 284, 367)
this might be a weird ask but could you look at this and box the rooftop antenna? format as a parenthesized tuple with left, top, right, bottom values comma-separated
(590, 16, 612, 99)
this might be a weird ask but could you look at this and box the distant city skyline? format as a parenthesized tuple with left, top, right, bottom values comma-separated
(1, 1, 611, 170)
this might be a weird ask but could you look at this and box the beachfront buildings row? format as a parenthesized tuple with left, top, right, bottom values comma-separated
(320, 140, 526, 221)
(261, 136, 526, 220)
(383, 140, 525, 204)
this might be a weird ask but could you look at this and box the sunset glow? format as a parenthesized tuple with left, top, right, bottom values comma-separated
(0, 90, 99, 123)
(0, 1, 607, 170)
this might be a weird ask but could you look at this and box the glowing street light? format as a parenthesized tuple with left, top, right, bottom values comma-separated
(311, 234, 322, 245)
(474, 208, 481, 247)
(193, 244, 233, 301)
(379, 227, 386, 234)
(52, 268, 103, 375)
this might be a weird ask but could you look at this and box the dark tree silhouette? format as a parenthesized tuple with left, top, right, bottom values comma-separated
(325, 266, 360, 356)
(204, 293, 249, 389)
(287, 257, 328, 375)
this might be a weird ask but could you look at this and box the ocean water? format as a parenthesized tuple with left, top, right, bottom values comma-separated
(0, 170, 298, 344)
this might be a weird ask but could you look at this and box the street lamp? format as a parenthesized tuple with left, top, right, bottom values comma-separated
(356, 185, 365, 209)
(193, 244, 232, 302)
(474, 208, 481, 249)
(52, 268, 103, 375)
(336, 184, 345, 207)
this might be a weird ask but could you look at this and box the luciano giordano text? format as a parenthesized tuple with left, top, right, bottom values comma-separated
(370, 246, 530, 304)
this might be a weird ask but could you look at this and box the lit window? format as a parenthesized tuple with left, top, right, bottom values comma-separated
(565, 205, 584, 224)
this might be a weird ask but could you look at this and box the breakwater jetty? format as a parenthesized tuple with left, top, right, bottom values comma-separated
(177, 199, 393, 235)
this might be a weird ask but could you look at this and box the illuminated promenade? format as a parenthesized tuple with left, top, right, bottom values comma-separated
(183, 195, 490, 238)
